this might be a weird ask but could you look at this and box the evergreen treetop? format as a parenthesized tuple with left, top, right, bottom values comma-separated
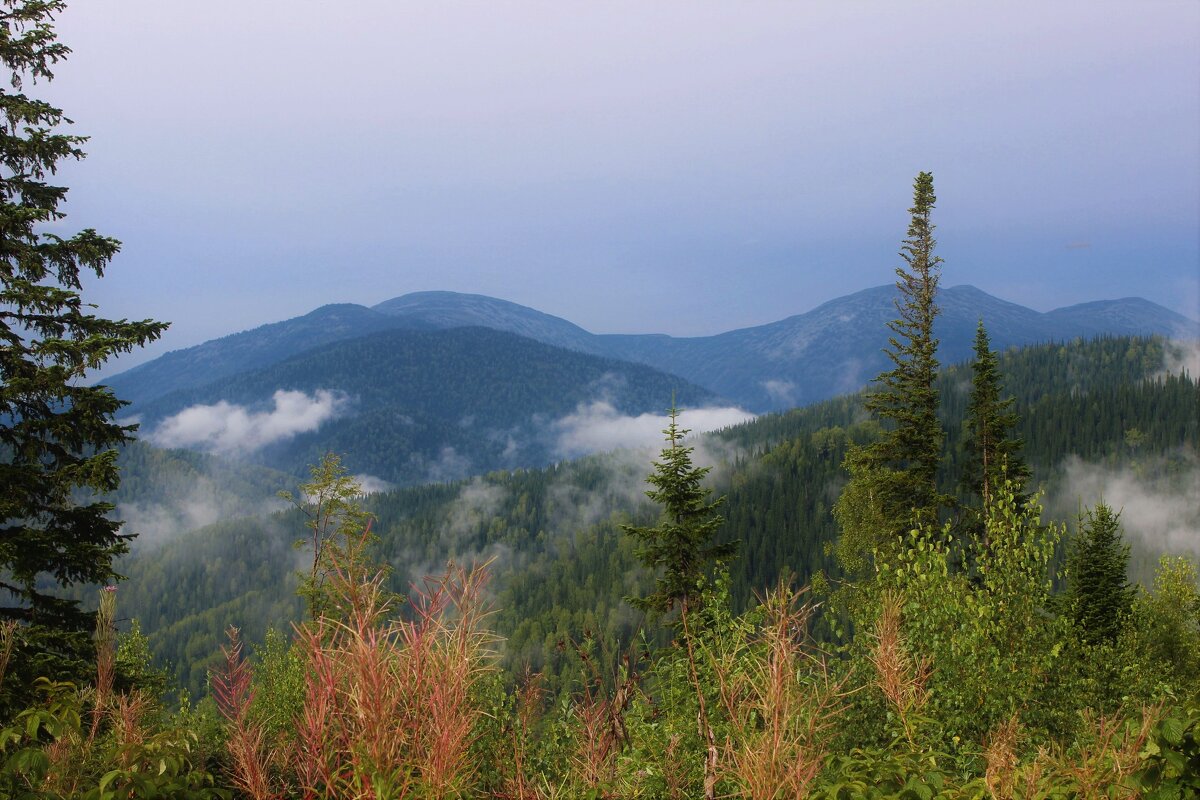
(623, 405, 736, 620)
(835, 172, 947, 571)
(1066, 503, 1136, 646)
(864, 170, 945, 505)
(962, 319, 1030, 543)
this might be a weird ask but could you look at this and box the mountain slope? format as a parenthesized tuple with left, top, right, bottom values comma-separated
(135, 326, 722, 484)
(102, 304, 427, 407)
(594, 285, 1198, 410)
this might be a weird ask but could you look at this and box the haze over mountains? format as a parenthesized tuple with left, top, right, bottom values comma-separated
(106, 283, 1198, 414)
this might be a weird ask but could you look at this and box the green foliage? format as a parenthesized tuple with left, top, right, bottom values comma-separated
(280, 452, 381, 621)
(1066, 503, 1136, 646)
(961, 319, 1029, 519)
(843, 483, 1075, 760)
(0, 678, 227, 799)
(836, 172, 948, 572)
(0, 0, 168, 714)
(1125, 556, 1200, 697)
(114, 620, 169, 702)
(1131, 703, 1200, 795)
(245, 627, 305, 743)
(623, 405, 736, 621)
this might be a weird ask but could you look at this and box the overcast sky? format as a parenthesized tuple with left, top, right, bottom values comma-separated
(37, 1, 1200, 376)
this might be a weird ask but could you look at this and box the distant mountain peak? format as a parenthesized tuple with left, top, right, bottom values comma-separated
(372, 290, 601, 354)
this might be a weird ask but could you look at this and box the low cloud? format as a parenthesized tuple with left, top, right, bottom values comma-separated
(426, 446, 473, 483)
(117, 479, 288, 551)
(550, 401, 756, 460)
(445, 478, 507, 547)
(546, 448, 655, 532)
(761, 379, 797, 407)
(352, 474, 393, 495)
(1052, 454, 1200, 557)
(1159, 339, 1199, 380)
(150, 389, 348, 456)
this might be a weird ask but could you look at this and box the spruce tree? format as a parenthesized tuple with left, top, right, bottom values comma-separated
(962, 319, 1029, 544)
(623, 404, 735, 621)
(1066, 503, 1136, 646)
(0, 1, 168, 711)
(834, 172, 947, 569)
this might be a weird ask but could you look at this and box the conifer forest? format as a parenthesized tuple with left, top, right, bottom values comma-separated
(1, 2, 1198, 797)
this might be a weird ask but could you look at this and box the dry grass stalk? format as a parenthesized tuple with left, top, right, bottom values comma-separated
(984, 714, 1020, 799)
(716, 582, 844, 799)
(566, 640, 634, 790)
(0, 618, 17, 691)
(213, 625, 278, 800)
(282, 561, 495, 799)
(291, 621, 341, 798)
(870, 591, 931, 743)
(499, 671, 548, 800)
(660, 734, 691, 800)
(679, 601, 720, 800)
(108, 691, 153, 769)
(90, 586, 118, 740)
(1052, 707, 1159, 798)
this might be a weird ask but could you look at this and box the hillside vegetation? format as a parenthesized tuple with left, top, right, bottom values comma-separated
(101, 335, 1199, 699)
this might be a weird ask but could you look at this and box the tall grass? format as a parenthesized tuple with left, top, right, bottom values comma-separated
(212, 546, 497, 799)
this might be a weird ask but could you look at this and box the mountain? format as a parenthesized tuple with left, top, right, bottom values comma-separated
(133, 326, 721, 485)
(589, 286, 1199, 410)
(104, 285, 1198, 413)
(102, 303, 428, 407)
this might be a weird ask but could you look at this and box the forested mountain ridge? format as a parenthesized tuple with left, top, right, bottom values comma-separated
(108, 335, 1198, 696)
(596, 285, 1198, 410)
(102, 303, 432, 407)
(131, 326, 722, 485)
(102, 285, 1198, 412)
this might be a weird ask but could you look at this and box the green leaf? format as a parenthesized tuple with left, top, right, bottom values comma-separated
(99, 768, 123, 792)
(1161, 716, 1185, 747)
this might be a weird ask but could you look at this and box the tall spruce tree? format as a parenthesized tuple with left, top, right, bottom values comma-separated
(962, 319, 1029, 543)
(623, 404, 735, 621)
(1066, 503, 1136, 646)
(0, 0, 168, 711)
(834, 172, 947, 570)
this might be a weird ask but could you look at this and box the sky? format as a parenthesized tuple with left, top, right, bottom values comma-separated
(33, 1, 1200, 377)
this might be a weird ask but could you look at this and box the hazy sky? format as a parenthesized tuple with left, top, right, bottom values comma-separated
(36, 1, 1200, 375)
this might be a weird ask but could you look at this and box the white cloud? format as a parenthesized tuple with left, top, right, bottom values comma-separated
(426, 446, 473, 483)
(761, 379, 797, 406)
(352, 473, 393, 495)
(150, 389, 348, 455)
(1053, 455, 1200, 557)
(550, 401, 755, 460)
(1160, 338, 1200, 380)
